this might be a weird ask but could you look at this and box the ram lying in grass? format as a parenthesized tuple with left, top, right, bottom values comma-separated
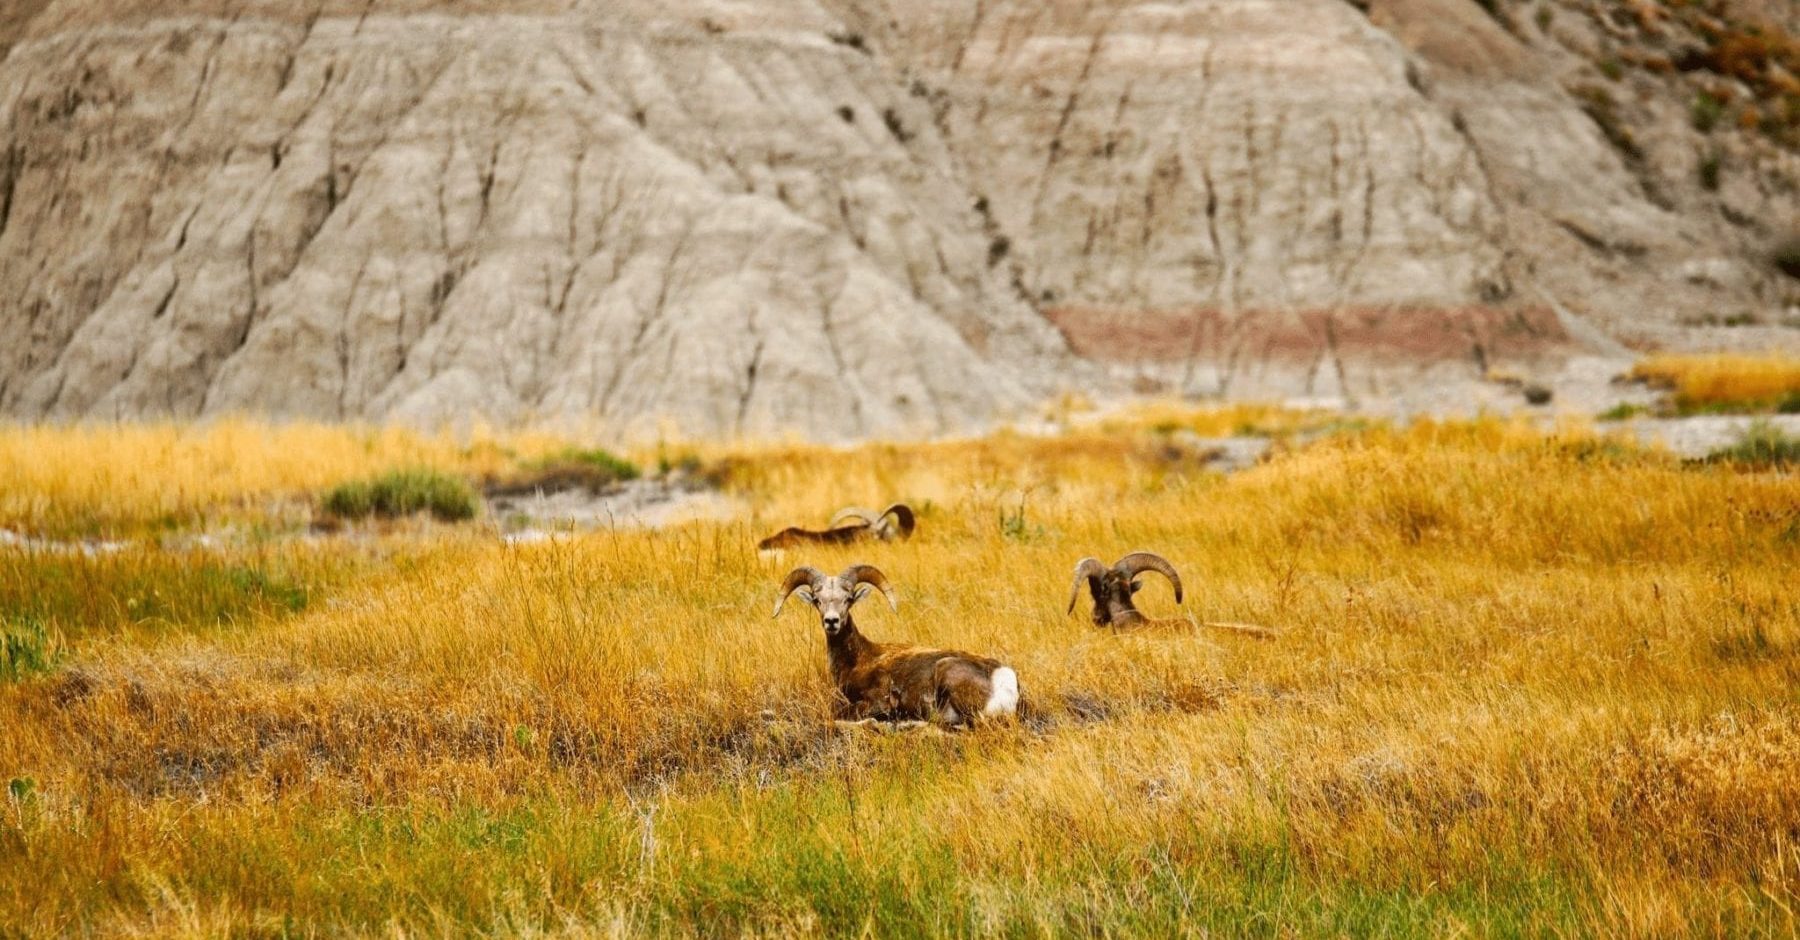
(1, 415, 1797, 936)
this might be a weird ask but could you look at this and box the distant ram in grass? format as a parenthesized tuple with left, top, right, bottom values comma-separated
(774, 564, 1019, 727)
(756, 503, 915, 551)
(1069, 551, 1274, 638)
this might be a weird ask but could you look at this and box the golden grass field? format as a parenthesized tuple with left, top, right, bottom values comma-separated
(2, 406, 1798, 936)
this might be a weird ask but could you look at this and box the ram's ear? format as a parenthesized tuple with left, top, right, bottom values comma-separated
(852, 584, 873, 603)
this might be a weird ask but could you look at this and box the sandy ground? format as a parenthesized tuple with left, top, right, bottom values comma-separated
(492, 478, 740, 543)
(1601, 414, 1800, 458)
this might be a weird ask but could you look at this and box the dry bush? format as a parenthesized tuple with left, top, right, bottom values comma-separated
(1629, 353, 1800, 413)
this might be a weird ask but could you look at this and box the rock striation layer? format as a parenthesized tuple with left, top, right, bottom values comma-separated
(2, 0, 1795, 435)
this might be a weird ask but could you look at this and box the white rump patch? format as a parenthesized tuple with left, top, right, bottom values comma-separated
(983, 666, 1020, 717)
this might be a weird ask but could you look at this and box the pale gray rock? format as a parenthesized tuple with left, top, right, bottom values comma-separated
(1, 0, 1795, 437)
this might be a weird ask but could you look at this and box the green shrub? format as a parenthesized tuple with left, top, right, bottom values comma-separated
(998, 499, 1045, 543)
(1704, 420, 1800, 469)
(322, 481, 375, 519)
(1598, 402, 1650, 421)
(324, 469, 477, 522)
(656, 450, 705, 477)
(543, 448, 640, 483)
(1699, 150, 1722, 190)
(489, 448, 641, 497)
(0, 617, 56, 682)
(1692, 92, 1725, 133)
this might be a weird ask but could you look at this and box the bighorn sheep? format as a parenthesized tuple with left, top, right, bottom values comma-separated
(757, 503, 915, 551)
(774, 564, 1020, 726)
(1069, 552, 1274, 637)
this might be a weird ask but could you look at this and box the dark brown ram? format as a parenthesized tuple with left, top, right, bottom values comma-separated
(756, 503, 915, 551)
(775, 563, 1019, 726)
(1069, 552, 1273, 637)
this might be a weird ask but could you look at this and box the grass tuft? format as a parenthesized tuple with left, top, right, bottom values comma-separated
(0, 616, 56, 682)
(1599, 402, 1650, 421)
(489, 447, 640, 496)
(323, 469, 477, 522)
(1703, 419, 1800, 469)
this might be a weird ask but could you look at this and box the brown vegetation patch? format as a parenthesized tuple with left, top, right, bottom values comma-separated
(9, 652, 862, 801)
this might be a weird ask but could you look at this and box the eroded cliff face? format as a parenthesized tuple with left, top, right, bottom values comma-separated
(1, 0, 1794, 434)
(0, 0, 1071, 436)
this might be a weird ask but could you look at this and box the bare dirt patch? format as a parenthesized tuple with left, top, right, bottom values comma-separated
(487, 475, 738, 536)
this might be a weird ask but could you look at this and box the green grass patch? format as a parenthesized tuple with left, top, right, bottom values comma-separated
(1703, 420, 1800, 469)
(323, 469, 477, 522)
(0, 617, 57, 682)
(0, 784, 1652, 938)
(507, 447, 640, 494)
(538, 448, 640, 482)
(1692, 91, 1726, 133)
(485, 448, 641, 497)
(1598, 402, 1651, 421)
(0, 549, 322, 641)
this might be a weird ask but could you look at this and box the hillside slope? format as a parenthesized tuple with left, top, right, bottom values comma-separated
(1, 0, 1795, 434)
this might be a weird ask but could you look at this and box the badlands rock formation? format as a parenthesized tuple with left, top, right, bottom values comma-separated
(1, 0, 1795, 436)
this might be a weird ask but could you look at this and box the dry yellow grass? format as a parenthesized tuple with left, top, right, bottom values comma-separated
(2, 414, 1798, 935)
(1629, 353, 1800, 412)
(0, 418, 593, 536)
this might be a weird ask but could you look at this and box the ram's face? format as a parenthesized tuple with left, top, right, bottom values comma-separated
(1101, 570, 1139, 603)
(806, 578, 862, 635)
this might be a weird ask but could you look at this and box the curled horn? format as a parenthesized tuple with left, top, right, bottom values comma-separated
(840, 564, 898, 611)
(1068, 557, 1108, 614)
(828, 507, 880, 529)
(773, 566, 826, 617)
(1113, 552, 1183, 604)
(879, 503, 916, 541)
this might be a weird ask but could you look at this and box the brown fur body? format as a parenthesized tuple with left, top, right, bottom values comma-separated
(757, 504, 915, 551)
(826, 624, 1006, 723)
(775, 564, 1018, 727)
(1070, 552, 1274, 638)
(1071, 552, 1185, 629)
(757, 524, 871, 551)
